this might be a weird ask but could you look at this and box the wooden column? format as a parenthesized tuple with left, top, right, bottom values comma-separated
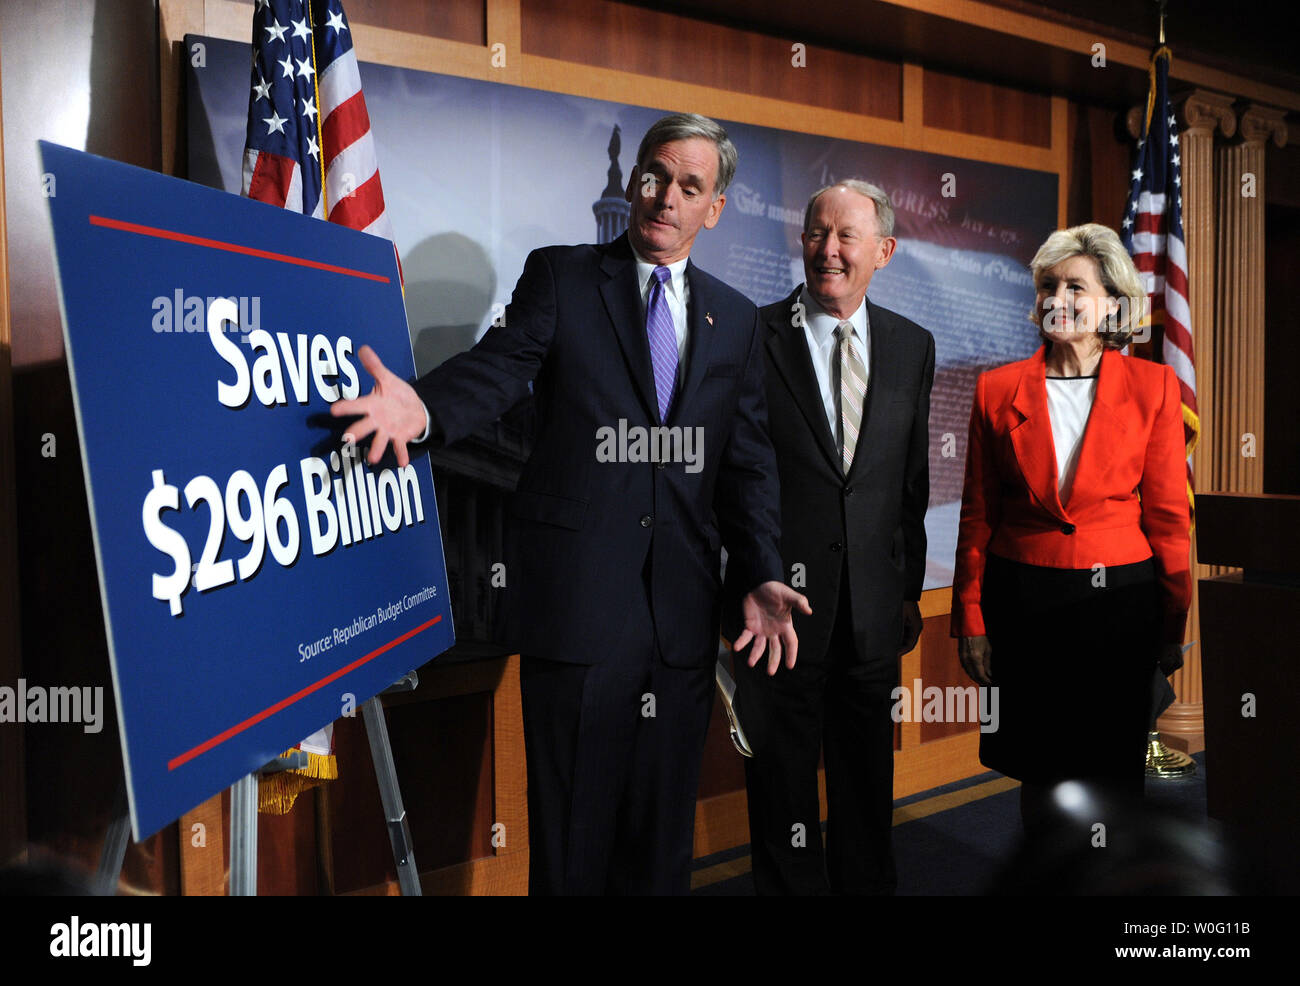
(1156, 91, 1235, 748)
(1169, 104, 1287, 755)
(1213, 104, 1287, 494)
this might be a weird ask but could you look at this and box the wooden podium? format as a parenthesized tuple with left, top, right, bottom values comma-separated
(1195, 492, 1300, 892)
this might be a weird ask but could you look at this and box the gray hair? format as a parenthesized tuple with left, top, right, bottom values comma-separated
(1027, 223, 1148, 349)
(803, 179, 896, 238)
(635, 113, 738, 198)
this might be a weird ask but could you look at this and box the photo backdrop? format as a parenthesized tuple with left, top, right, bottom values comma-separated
(187, 35, 1058, 589)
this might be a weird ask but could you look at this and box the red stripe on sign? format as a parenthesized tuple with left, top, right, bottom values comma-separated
(329, 170, 386, 231)
(245, 151, 294, 208)
(88, 215, 390, 283)
(322, 90, 371, 159)
(166, 614, 442, 770)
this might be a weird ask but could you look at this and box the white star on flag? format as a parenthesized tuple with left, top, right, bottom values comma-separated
(1121, 46, 1197, 527)
(243, 0, 400, 268)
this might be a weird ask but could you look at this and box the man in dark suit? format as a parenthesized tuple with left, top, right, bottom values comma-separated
(332, 113, 810, 895)
(725, 181, 934, 894)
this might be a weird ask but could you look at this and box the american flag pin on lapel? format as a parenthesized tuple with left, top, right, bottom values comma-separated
(706, 312, 714, 325)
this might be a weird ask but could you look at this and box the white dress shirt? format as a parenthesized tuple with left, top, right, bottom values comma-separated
(799, 286, 870, 442)
(631, 246, 691, 380)
(1045, 374, 1097, 506)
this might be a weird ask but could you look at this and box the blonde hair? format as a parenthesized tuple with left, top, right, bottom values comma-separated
(1027, 223, 1147, 348)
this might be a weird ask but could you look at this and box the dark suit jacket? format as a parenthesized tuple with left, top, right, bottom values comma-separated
(725, 287, 934, 667)
(413, 233, 783, 668)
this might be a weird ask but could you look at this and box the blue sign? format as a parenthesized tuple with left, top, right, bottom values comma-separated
(40, 141, 454, 840)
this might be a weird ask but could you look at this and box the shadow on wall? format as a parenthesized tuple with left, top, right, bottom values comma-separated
(403, 233, 497, 376)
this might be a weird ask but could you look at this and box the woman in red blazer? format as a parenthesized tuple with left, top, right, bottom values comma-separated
(953, 223, 1191, 826)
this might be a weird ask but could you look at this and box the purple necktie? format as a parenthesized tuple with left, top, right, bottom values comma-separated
(646, 265, 678, 422)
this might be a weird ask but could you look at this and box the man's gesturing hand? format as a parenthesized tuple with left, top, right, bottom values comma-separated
(734, 581, 813, 676)
(329, 345, 427, 468)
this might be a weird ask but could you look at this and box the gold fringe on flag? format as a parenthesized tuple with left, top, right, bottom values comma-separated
(1184, 402, 1200, 529)
(257, 749, 338, 815)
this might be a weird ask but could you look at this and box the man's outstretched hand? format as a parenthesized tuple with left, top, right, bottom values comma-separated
(734, 580, 812, 676)
(330, 345, 427, 467)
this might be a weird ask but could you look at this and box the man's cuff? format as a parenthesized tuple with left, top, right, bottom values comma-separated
(414, 405, 431, 444)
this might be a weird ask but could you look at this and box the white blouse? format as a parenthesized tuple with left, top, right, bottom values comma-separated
(1045, 375, 1098, 505)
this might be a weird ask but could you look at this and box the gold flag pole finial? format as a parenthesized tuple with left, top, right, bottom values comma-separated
(1159, 0, 1167, 44)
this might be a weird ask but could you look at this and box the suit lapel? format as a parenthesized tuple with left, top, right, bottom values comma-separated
(765, 287, 841, 475)
(674, 261, 719, 423)
(597, 234, 659, 423)
(1009, 345, 1070, 523)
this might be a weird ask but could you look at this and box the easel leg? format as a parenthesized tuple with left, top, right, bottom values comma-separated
(229, 774, 258, 896)
(94, 781, 130, 896)
(362, 695, 422, 896)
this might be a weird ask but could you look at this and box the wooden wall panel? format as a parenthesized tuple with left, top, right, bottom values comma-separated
(227, 0, 487, 45)
(696, 681, 747, 800)
(1064, 101, 1130, 229)
(923, 66, 1052, 147)
(1, 0, 176, 894)
(0, 34, 24, 865)
(916, 616, 978, 744)
(326, 686, 493, 893)
(522, 0, 903, 121)
(1264, 203, 1300, 496)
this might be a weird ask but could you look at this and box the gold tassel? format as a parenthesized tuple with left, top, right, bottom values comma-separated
(257, 750, 338, 815)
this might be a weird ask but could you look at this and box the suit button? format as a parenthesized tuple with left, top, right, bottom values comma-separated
(844, 486, 855, 496)
(655, 462, 666, 470)
(829, 541, 843, 552)
(1061, 523, 1075, 534)
(640, 514, 654, 528)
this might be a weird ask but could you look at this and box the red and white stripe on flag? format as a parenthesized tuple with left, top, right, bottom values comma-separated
(314, 0, 402, 279)
(1121, 46, 1198, 514)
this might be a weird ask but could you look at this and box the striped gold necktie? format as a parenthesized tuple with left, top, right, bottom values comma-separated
(837, 321, 866, 473)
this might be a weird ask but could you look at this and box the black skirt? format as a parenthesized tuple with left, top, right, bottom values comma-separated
(978, 553, 1161, 791)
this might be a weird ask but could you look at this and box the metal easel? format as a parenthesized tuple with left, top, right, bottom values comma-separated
(98, 671, 423, 896)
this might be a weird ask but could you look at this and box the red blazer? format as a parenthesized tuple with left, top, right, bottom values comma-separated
(952, 346, 1191, 643)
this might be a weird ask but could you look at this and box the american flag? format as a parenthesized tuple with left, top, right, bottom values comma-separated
(242, 0, 400, 810)
(1121, 46, 1198, 513)
(242, 0, 400, 265)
